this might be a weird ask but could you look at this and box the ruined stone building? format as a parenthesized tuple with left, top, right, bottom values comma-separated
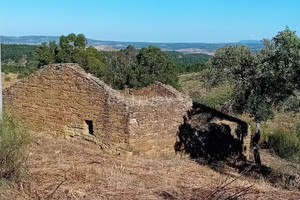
(3, 63, 192, 156)
(3, 63, 250, 159)
(176, 103, 251, 160)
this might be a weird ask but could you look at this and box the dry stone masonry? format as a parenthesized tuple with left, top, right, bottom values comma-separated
(3, 63, 192, 157)
(3, 63, 251, 159)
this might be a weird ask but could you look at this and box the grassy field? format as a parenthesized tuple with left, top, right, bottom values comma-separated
(179, 72, 233, 109)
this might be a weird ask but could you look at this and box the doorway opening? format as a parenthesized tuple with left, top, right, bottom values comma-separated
(85, 120, 94, 135)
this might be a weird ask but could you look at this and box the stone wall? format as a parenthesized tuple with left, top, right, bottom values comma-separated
(3, 63, 192, 156)
(3, 64, 131, 153)
(126, 84, 192, 156)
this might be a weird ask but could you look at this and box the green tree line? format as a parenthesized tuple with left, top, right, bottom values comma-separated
(1, 44, 37, 66)
(35, 34, 182, 89)
(35, 33, 107, 78)
(166, 51, 211, 73)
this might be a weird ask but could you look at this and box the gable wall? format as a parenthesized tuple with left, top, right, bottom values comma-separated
(3, 64, 130, 152)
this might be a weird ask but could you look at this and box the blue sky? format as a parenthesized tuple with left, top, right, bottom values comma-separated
(0, 0, 299, 43)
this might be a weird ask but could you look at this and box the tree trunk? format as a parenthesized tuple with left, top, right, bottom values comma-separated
(253, 122, 261, 165)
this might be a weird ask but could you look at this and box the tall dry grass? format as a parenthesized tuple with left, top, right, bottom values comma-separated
(0, 112, 30, 182)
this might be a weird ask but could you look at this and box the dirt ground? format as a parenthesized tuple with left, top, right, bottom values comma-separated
(2, 73, 19, 89)
(0, 133, 299, 200)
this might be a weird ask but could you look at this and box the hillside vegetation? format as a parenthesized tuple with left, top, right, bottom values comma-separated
(1, 28, 300, 199)
(166, 51, 211, 73)
(1, 44, 37, 64)
(2, 29, 300, 164)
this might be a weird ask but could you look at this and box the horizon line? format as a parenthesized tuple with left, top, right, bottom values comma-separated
(0, 35, 263, 44)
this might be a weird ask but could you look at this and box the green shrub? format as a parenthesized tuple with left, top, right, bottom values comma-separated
(1, 64, 38, 79)
(268, 130, 300, 161)
(296, 123, 300, 139)
(282, 91, 300, 113)
(4, 76, 10, 82)
(0, 112, 29, 181)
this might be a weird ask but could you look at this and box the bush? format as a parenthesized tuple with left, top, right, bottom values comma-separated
(1, 64, 38, 79)
(296, 123, 300, 139)
(4, 76, 10, 82)
(268, 130, 300, 162)
(282, 91, 300, 113)
(0, 112, 29, 181)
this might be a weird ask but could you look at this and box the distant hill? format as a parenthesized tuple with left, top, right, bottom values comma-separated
(1, 36, 60, 45)
(237, 40, 261, 44)
(1, 36, 263, 54)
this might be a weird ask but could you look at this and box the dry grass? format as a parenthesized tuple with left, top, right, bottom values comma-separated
(1, 73, 20, 89)
(0, 134, 299, 200)
(0, 112, 30, 181)
(263, 112, 300, 134)
(179, 73, 232, 108)
(259, 149, 298, 175)
(239, 112, 300, 162)
(240, 112, 300, 136)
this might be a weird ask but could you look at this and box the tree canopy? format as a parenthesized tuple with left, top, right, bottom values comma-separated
(106, 45, 179, 89)
(136, 46, 178, 89)
(35, 41, 58, 66)
(1, 44, 37, 65)
(231, 27, 300, 122)
(205, 45, 252, 86)
(166, 51, 211, 73)
(35, 33, 107, 78)
(204, 27, 300, 122)
(205, 27, 300, 164)
(106, 45, 138, 89)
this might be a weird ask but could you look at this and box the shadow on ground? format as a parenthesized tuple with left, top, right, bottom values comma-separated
(175, 102, 247, 163)
(175, 102, 299, 190)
